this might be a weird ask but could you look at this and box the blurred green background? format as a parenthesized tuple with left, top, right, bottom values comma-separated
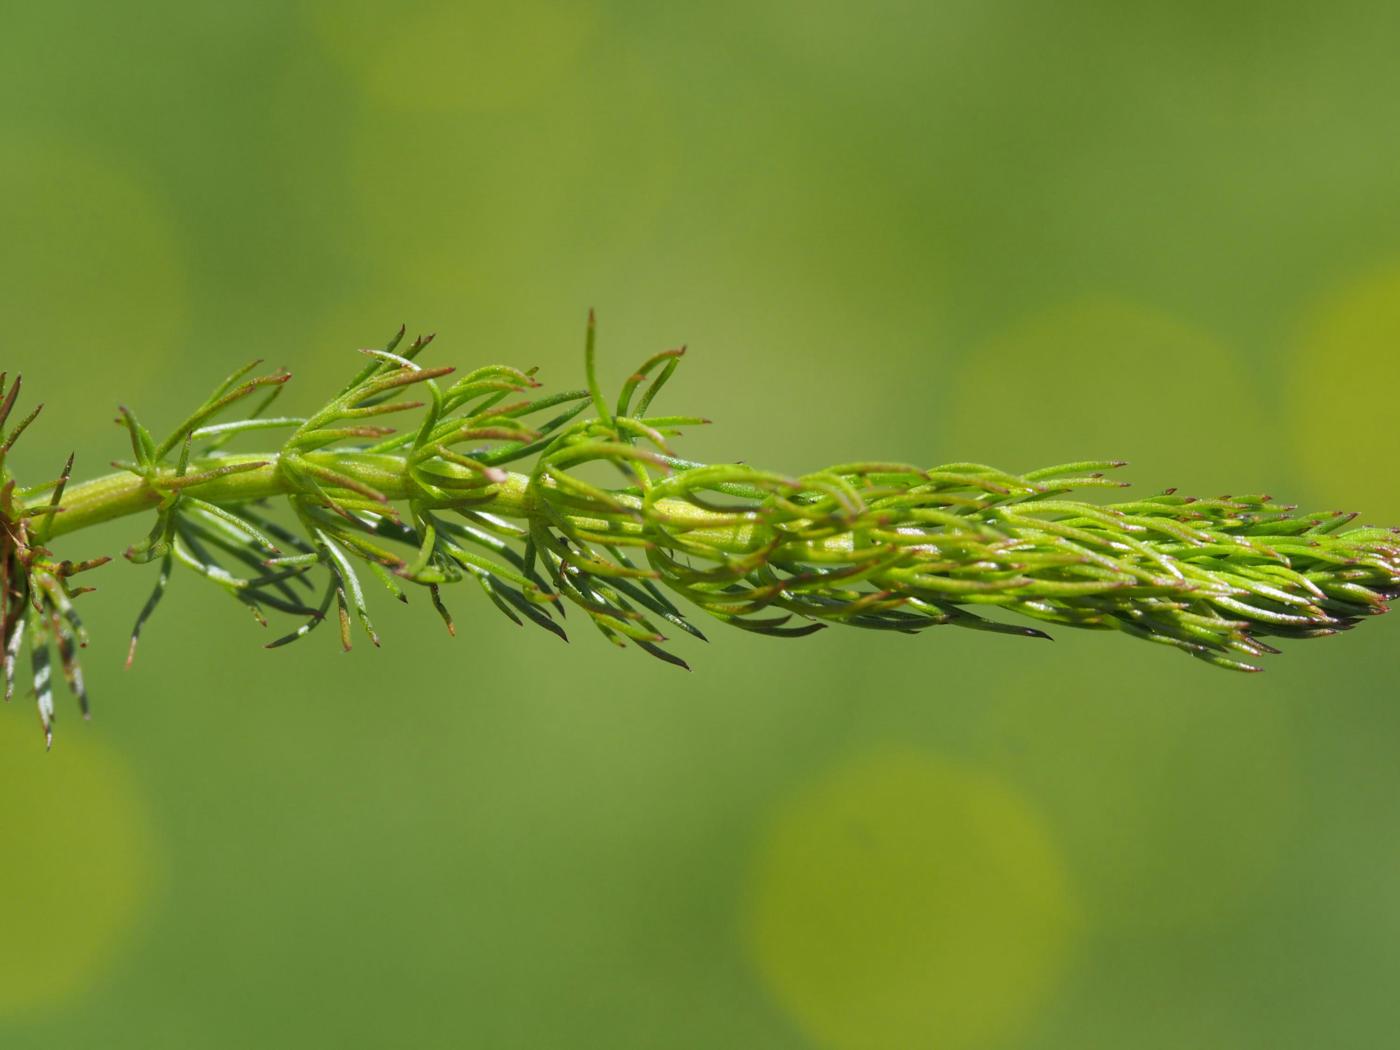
(4, 3, 1400, 1047)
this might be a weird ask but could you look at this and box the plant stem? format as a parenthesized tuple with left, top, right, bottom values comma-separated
(40, 455, 286, 539)
(40, 453, 776, 555)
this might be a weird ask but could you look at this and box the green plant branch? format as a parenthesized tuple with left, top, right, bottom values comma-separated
(4, 320, 1400, 747)
(41, 459, 778, 553)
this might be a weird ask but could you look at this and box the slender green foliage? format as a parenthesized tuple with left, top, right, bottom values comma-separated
(3, 323, 1399, 746)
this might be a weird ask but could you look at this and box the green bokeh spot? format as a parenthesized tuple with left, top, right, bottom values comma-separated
(1292, 266, 1400, 524)
(0, 719, 157, 1016)
(747, 751, 1078, 1050)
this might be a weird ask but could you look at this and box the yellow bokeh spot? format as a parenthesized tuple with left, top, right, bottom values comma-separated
(305, 0, 596, 112)
(746, 752, 1077, 1050)
(0, 717, 157, 1016)
(948, 298, 1266, 494)
(1291, 267, 1400, 522)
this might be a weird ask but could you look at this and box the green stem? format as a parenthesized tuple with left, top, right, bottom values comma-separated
(42, 455, 286, 539)
(40, 452, 775, 554)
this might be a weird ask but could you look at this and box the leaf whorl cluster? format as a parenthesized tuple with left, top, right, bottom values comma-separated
(5, 321, 1400, 744)
(2, 374, 109, 746)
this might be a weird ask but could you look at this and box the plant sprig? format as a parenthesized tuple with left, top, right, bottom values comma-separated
(4, 320, 1399, 746)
